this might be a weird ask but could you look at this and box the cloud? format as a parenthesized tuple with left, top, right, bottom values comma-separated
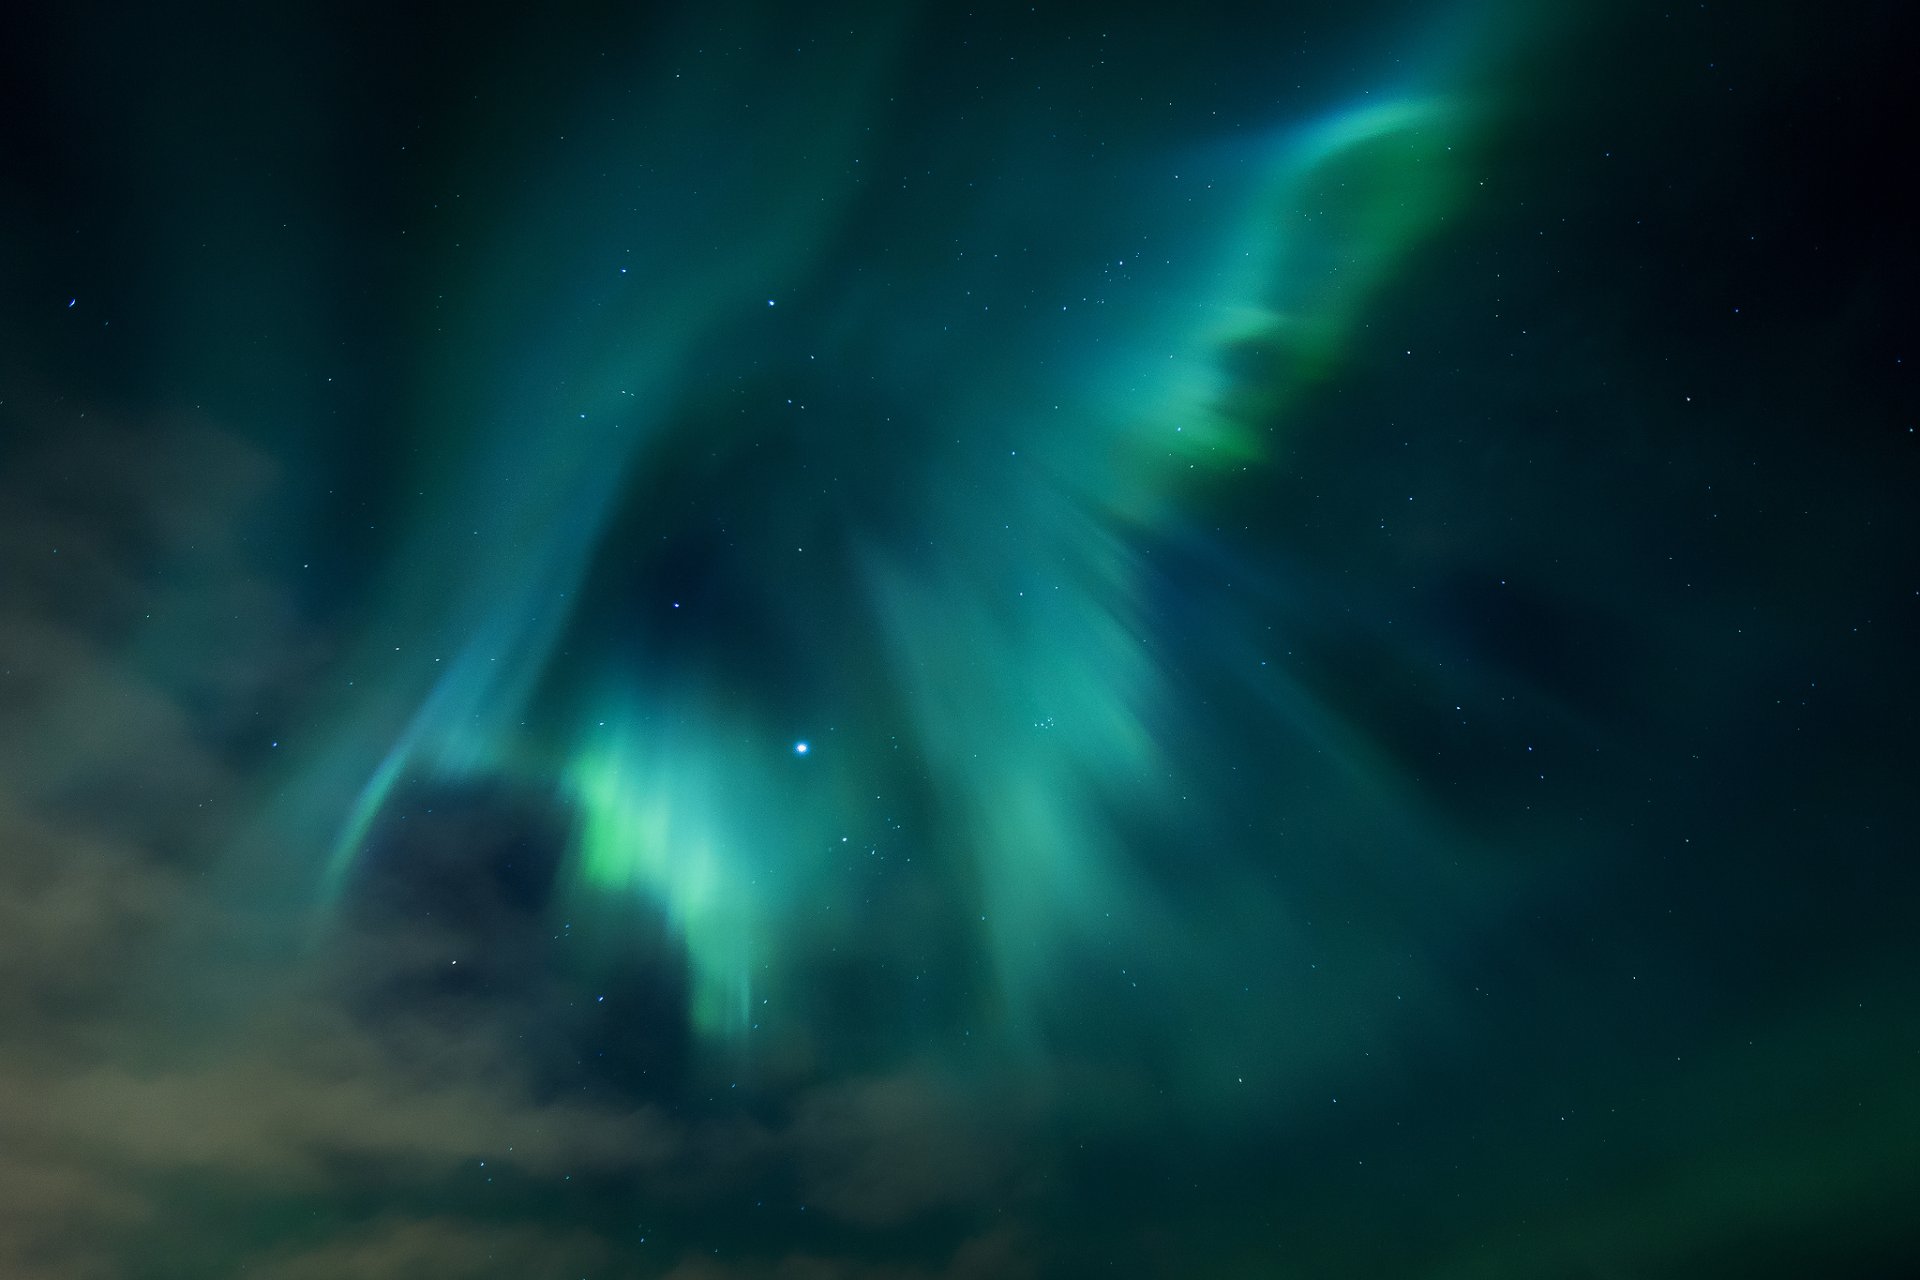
(788, 1072, 1039, 1228)
(244, 1217, 618, 1280)
(0, 410, 686, 1270)
(658, 1225, 1038, 1280)
(0, 1033, 681, 1189)
(0, 1150, 153, 1280)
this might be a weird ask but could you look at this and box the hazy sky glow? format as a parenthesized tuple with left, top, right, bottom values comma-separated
(2, 1, 1915, 1276)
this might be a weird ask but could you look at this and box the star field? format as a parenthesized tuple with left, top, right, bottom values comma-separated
(0, 1, 1916, 1277)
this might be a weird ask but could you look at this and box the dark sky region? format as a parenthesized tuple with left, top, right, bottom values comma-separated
(1, 1, 1916, 1276)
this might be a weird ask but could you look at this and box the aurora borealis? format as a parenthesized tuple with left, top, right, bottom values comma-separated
(3, 0, 1916, 1275)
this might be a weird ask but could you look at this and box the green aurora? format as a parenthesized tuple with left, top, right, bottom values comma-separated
(1, 0, 1915, 1276)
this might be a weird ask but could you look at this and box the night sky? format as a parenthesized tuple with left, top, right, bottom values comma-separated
(2, 1, 1916, 1276)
